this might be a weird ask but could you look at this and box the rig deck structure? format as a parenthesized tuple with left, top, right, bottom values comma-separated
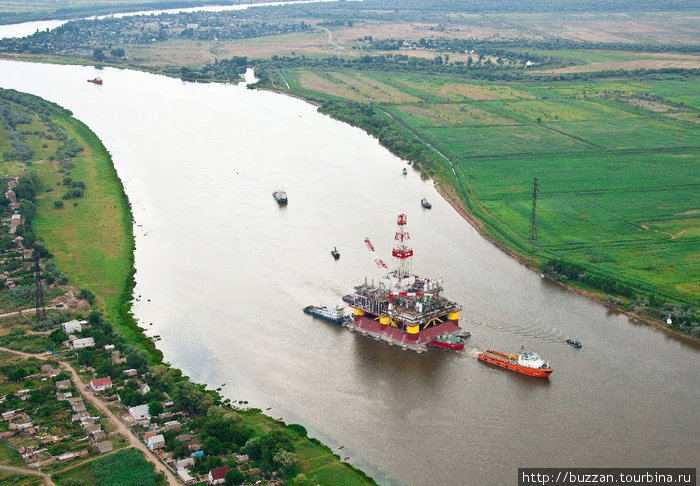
(342, 214, 462, 352)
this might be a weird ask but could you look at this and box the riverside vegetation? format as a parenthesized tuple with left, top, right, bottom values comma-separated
(1, 0, 694, 336)
(0, 88, 376, 485)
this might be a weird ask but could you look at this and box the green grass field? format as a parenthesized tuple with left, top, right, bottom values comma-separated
(30, 115, 134, 326)
(51, 448, 165, 486)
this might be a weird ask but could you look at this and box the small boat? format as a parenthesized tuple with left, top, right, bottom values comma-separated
(478, 347, 552, 378)
(87, 78, 103, 85)
(421, 198, 432, 209)
(273, 190, 288, 205)
(428, 333, 464, 350)
(566, 338, 582, 348)
(402, 168, 407, 176)
(303, 305, 345, 324)
(454, 329, 471, 339)
(331, 246, 340, 260)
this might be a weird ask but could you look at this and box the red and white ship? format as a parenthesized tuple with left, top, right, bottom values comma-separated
(478, 348, 553, 377)
(342, 213, 465, 353)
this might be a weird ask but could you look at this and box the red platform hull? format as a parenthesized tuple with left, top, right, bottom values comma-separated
(352, 315, 459, 346)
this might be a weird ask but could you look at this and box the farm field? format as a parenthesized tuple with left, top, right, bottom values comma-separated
(273, 68, 700, 304)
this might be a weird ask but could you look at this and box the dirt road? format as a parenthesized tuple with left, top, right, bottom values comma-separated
(0, 347, 179, 485)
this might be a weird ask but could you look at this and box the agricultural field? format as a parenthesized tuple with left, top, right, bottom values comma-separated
(271, 68, 699, 305)
(51, 448, 164, 486)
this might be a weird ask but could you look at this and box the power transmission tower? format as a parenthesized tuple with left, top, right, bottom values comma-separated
(529, 177, 539, 242)
(34, 248, 46, 321)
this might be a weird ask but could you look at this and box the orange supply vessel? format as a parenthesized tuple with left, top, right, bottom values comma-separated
(478, 348, 552, 378)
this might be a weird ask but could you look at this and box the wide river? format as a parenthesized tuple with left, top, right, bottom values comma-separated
(0, 60, 697, 485)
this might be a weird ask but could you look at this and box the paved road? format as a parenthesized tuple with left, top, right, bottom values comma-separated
(0, 347, 179, 485)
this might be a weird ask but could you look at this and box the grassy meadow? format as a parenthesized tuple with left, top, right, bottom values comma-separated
(270, 68, 699, 305)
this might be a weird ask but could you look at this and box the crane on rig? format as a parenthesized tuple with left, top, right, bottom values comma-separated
(364, 237, 388, 269)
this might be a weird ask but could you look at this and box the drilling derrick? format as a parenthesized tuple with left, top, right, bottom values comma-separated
(391, 213, 413, 281)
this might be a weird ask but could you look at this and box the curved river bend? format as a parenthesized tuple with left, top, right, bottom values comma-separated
(0, 61, 697, 485)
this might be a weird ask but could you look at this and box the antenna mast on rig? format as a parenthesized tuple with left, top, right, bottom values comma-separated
(392, 213, 413, 281)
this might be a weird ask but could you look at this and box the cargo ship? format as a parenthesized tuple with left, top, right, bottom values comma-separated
(342, 213, 466, 353)
(478, 347, 552, 377)
(303, 305, 345, 324)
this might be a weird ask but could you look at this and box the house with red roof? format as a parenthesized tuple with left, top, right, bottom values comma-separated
(89, 377, 113, 393)
(207, 465, 231, 485)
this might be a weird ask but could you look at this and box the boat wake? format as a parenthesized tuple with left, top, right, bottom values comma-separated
(462, 317, 567, 343)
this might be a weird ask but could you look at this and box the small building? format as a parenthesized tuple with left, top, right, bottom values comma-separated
(55, 380, 71, 390)
(104, 344, 115, 351)
(56, 392, 72, 401)
(62, 319, 84, 334)
(123, 368, 138, 377)
(176, 457, 194, 470)
(147, 434, 165, 451)
(71, 337, 95, 349)
(208, 466, 231, 485)
(138, 383, 151, 395)
(56, 452, 76, 462)
(177, 468, 195, 485)
(95, 440, 113, 453)
(128, 405, 151, 424)
(163, 420, 181, 432)
(234, 453, 249, 464)
(89, 377, 113, 393)
(143, 430, 158, 442)
(91, 430, 106, 441)
(71, 402, 86, 413)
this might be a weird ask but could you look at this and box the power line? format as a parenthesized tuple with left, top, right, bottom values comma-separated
(529, 177, 538, 242)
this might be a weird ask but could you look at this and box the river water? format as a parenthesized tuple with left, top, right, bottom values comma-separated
(0, 60, 697, 485)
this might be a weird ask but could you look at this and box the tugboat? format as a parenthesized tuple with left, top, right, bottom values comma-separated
(478, 347, 552, 378)
(421, 198, 432, 209)
(429, 333, 465, 350)
(303, 305, 345, 324)
(273, 190, 288, 205)
(566, 338, 582, 348)
(331, 247, 340, 260)
(454, 329, 471, 339)
(87, 78, 103, 85)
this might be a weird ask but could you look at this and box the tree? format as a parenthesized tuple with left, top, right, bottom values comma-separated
(126, 349, 148, 372)
(203, 436, 225, 455)
(93, 49, 105, 61)
(49, 328, 67, 345)
(172, 380, 212, 415)
(110, 48, 125, 57)
(273, 450, 297, 472)
(225, 468, 246, 485)
(148, 400, 164, 417)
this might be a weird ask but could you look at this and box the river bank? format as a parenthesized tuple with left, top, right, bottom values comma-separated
(0, 86, 377, 485)
(434, 175, 700, 346)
